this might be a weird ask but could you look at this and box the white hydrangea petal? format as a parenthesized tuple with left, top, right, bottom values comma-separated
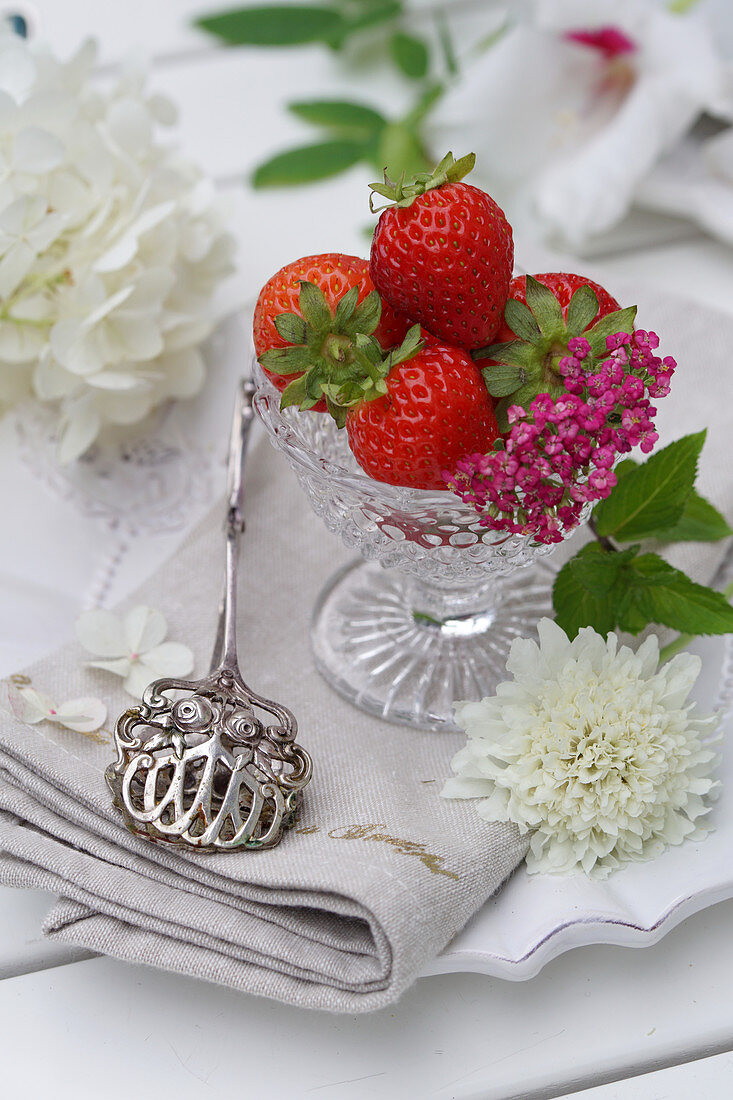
(55, 697, 107, 733)
(0, 240, 35, 298)
(123, 661, 158, 700)
(13, 126, 64, 174)
(124, 605, 167, 654)
(76, 608, 127, 657)
(57, 398, 101, 464)
(87, 657, 132, 678)
(140, 642, 194, 679)
(7, 685, 52, 724)
(0, 321, 45, 363)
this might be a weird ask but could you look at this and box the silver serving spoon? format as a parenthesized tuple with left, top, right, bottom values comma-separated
(106, 380, 313, 851)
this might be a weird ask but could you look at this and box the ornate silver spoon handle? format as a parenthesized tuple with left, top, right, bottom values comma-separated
(209, 378, 256, 673)
(106, 381, 313, 851)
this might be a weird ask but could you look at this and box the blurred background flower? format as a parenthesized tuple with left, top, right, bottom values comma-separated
(0, 32, 234, 461)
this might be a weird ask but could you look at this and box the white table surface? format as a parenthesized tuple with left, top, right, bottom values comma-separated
(3, 2, 733, 1097)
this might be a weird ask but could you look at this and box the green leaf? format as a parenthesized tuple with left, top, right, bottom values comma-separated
(552, 545, 622, 639)
(473, 340, 536, 371)
(273, 312, 307, 344)
(390, 31, 429, 79)
(196, 6, 342, 46)
(330, 0, 401, 46)
(390, 323, 424, 367)
(569, 542, 639, 596)
(503, 298, 541, 343)
(251, 140, 365, 188)
(565, 284, 600, 337)
(435, 9, 458, 76)
(258, 345, 313, 375)
(288, 99, 386, 139)
(298, 279, 333, 333)
(657, 490, 732, 543)
(629, 554, 733, 635)
(524, 275, 564, 339)
(615, 591, 651, 635)
(347, 290, 382, 336)
(593, 431, 707, 542)
(482, 363, 526, 398)
(333, 284, 359, 329)
(374, 121, 428, 179)
(279, 374, 310, 409)
(584, 305, 637, 357)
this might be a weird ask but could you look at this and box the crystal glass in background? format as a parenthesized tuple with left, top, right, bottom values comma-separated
(254, 360, 576, 732)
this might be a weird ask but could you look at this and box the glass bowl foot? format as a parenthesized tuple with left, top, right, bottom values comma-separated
(311, 558, 555, 732)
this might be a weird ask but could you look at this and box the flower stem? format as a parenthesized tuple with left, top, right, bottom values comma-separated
(659, 578, 733, 663)
(588, 514, 616, 554)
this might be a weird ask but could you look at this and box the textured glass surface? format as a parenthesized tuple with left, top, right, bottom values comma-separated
(254, 361, 586, 730)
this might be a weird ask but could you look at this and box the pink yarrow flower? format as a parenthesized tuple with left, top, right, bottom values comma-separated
(445, 329, 675, 544)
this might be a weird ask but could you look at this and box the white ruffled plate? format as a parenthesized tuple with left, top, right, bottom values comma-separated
(424, 629, 733, 981)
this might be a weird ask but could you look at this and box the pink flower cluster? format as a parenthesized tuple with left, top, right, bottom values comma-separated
(447, 329, 676, 545)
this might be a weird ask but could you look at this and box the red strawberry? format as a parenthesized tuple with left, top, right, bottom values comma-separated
(369, 152, 513, 351)
(497, 273, 621, 339)
(253, 253, 412, 412)
(475, 271, 634, 431)
(346, 338, 499, 490)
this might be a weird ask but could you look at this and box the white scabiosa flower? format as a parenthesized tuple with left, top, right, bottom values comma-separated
(0, 34, 235, 461)
(442, 619, 719, 879)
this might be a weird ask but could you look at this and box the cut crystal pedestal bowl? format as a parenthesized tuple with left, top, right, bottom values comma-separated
(254, 361, 569, 732)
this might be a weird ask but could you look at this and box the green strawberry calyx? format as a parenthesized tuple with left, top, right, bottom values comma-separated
(369, 151, 476, 213)
(258, 279, 423, 427)
(473, 276, 638, 431)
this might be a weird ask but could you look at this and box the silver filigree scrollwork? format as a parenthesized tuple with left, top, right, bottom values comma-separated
(106, 671, 311, 850)
(106, 380, 313, 851)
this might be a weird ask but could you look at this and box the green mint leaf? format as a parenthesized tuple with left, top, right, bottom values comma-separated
(584, 305, 637, 357)
(252, 140, 365, 188)
(553, 546, 620, 639)
(593, 431, 707, 542)
(615, 590, 652, 635)
(288, 99, 386, 139)
(565, 284, 599, 336)
(657, 490, 732, 543)
(568, 542, 639, 596)
(524, 275, 564, 339)
(258, 346, 313, 375)
(503, 298, 542, 343)
(196, 6, 343, 46)
(482, 363, 526, 398)
(390, 31, 430, 79)
(630, 553, 733, 635)
(273, 312, 307, 344)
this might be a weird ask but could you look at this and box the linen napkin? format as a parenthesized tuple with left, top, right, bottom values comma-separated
(0, 284, 730, 1012)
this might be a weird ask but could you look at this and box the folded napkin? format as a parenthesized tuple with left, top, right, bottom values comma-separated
(0, 284, 730, 1012)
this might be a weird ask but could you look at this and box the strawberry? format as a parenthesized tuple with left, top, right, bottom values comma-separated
(345, 334, 499, 490)
(368, 152, 513, 351)
(253, 253, 412, 412)
(475, 272, 635, 431)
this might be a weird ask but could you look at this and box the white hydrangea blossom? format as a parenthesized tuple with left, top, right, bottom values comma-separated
(442, 619, 719, 879)
(0, 34, 235, 461)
